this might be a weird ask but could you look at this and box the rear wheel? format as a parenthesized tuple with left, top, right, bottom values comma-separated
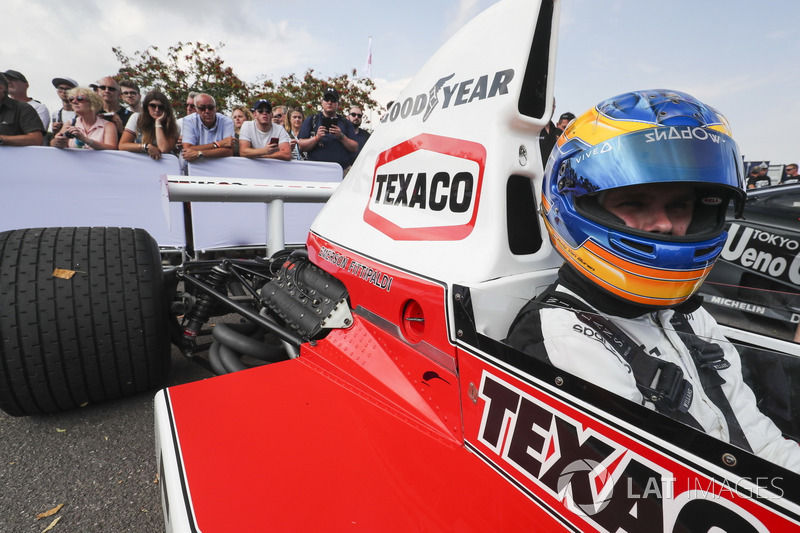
(0, 227, 170, 416)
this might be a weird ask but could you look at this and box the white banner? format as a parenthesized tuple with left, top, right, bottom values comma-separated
(0, 146, 186, 247)
(186, 158, 341, 250)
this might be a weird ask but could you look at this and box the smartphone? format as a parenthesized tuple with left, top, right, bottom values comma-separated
(322, 116, 335, 129)
(270, 137, 279, 146)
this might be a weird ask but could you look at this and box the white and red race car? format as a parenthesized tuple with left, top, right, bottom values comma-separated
(1, 0, 798, 531)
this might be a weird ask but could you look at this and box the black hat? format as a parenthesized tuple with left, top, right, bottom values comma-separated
(323, 87, 339, 102)
(3, 70, 27, 83)
(251, 99, 272, 112)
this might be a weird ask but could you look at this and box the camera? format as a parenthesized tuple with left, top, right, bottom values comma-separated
(64, 131, 76, 139)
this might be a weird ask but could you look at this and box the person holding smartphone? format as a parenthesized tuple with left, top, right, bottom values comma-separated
(238, 99, 291, 160)
(298, 88, 358, 171)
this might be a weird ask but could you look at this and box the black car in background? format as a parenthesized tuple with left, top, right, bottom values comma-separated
(700, 183, 800, 342)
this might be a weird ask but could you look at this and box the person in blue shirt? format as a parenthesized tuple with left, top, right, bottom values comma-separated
(180, 93, 235, 162)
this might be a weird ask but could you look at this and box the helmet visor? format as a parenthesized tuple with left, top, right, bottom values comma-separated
(561, 127, 745, 242)
(561, 126, 744, 195)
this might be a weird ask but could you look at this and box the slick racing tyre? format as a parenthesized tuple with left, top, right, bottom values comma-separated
(0, 227, 170, 416)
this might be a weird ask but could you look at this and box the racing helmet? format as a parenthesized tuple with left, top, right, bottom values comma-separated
(541, 89, 746, 308)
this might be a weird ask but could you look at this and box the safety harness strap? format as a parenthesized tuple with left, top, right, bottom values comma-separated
(538, 289, 695, 414)
(669, 313, 753, 452)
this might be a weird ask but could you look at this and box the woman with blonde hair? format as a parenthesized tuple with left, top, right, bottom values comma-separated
(119, 90, 179, 160)
(230, 105, 253, 156)
(50, 87, 117, 150)
(284, 107, 305, 160)
(231, 105, 253, 135)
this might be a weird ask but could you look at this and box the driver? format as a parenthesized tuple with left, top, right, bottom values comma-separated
(507, 89, 800, 472)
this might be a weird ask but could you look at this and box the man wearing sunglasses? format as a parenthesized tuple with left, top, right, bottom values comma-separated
(346, 105, 370, 166)
(239, 100, 291, 160)
(298, 88, 358, 171)
(272, 105, 287, 126)
(180, 93, 234, 162)
(175, 91, 199, 151)
(780, 163, 799, 185)
(90, 76, 132, 139)
(0, 73, 44, 146)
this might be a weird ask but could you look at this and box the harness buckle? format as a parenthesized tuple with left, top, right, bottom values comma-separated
(640, 360, 693, 413)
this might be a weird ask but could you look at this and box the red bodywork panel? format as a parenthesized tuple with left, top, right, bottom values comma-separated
(162, 234, 799, 531)
(164, 333, 567, 531)
(162, 235, 572, 530)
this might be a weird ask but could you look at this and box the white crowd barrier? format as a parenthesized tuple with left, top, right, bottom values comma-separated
(0, 146, 186, 247)
(1, 146, 342, 251)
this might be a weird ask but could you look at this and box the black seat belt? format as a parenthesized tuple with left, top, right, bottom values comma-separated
(669, 313, 753, 452)
(536, 289, 701, 428)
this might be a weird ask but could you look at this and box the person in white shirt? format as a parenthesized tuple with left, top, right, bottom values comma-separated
(238, 99, 291, 160)
(49, 76, 78, 137)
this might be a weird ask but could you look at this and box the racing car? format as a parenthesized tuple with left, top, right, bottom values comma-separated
(699, 183, 800, 343)
(1, 0, 799, 531)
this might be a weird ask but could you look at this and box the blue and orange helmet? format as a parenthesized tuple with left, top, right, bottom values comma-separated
(542, 89, 746, 308)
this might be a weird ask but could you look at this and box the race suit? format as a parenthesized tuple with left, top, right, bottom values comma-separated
(506, 275, 800, 473)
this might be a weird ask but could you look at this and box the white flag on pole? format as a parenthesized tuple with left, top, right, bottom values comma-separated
(363, 36, 372, 79)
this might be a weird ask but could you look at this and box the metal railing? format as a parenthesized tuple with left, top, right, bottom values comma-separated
(166, 176, 340, 256)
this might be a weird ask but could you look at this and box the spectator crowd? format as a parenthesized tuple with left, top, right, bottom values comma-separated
(0, 70, 373, 173)
(1, 69, 796, 183)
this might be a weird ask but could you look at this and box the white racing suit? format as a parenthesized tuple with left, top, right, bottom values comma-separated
(506, 284, 800, 473)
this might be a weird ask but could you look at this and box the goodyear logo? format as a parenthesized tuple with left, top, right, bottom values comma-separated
(364, 134, 486, 241)
(380, 69, 514, 124)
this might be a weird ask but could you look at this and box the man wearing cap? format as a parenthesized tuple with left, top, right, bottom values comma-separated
(3, 69, 49, 133)
(239, 100, 291, 160)
(180, 93, 234, 161)
(50, 76, 78, 137)
(91, 76, 132, 138)
(298, 88, 358, 170)
(0, 73, 44, 146)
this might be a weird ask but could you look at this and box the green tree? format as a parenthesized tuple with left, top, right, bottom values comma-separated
(112, 41, 253, 114)
(254, 68, 378, 119)
(112, 42, 379, 118)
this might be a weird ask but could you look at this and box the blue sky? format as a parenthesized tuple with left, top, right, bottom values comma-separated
(4, 0, 798, 164)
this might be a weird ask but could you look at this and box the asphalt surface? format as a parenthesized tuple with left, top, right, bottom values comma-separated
(0, 347, 213, 533)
